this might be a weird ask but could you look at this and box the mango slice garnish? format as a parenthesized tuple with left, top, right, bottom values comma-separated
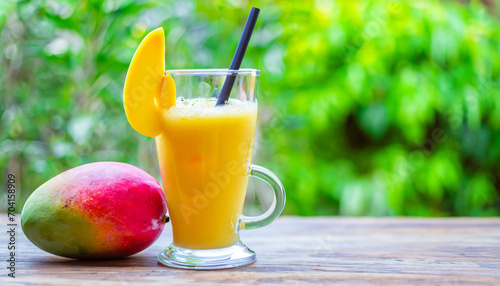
(159, 73, 176, 110)
(123, 27, 176, 137)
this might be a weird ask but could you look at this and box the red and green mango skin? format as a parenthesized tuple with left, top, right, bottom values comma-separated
(21, 162, 168, 259)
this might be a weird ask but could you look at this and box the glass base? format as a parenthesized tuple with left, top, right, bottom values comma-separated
(158, 241, 256, 270)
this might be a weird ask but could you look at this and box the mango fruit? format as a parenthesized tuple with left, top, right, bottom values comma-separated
(123, 27, 176, 137)
(21, 162, 168, 260)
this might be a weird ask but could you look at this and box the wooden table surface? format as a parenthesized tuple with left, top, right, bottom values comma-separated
(1, 216, 500, 285)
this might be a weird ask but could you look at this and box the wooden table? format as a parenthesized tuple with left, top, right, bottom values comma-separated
(2, 216, 500, 285)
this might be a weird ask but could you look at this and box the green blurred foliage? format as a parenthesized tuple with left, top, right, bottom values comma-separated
(1, 0, 499, 216)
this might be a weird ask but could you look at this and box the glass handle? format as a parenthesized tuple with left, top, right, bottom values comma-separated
(241, 164, 286, 230)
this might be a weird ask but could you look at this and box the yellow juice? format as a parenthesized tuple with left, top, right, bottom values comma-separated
(155, 98, 258, 249)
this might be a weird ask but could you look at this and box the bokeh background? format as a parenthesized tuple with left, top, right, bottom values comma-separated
(1, 0, 499, 216)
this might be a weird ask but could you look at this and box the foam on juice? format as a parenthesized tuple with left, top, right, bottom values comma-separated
(162, 98, 257, 120)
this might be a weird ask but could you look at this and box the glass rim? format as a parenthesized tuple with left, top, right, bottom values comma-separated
(166, 69, 260, 76)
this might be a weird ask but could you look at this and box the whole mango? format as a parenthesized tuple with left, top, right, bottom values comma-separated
(21, 162, 168, 259)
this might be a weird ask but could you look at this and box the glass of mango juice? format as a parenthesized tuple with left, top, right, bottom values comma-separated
(155, 69, 285, 269)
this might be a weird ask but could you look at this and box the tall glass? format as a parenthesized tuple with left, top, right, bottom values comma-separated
(155, 69, 285, 269)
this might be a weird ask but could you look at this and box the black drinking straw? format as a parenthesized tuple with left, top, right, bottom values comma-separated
(215, 7, 260, 106)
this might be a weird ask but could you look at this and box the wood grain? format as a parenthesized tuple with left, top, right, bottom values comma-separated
(1, 216, 499, 285)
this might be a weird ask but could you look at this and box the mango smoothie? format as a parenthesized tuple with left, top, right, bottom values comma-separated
(155, 98, 258, 249)
(124, 25, 284, 269)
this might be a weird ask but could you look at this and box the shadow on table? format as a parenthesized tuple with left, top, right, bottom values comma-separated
(28, 253, 157, 268)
